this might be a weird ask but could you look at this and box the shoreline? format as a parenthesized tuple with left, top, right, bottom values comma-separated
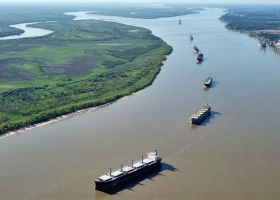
(0, 11, 172, 140)
(0, 52, 171, 140)
(0, 88, 147, 140)
(219, 19, 280, 51)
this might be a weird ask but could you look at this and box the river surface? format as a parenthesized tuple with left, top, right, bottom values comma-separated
(1, 8, 280, 200)
(0, 22, 53, 40)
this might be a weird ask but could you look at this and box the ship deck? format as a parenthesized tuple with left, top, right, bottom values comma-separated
(190, 106, 211, 119)
(96, 156, 157, 182)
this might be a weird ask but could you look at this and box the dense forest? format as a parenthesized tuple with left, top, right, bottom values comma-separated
(220, 5, 280, 42)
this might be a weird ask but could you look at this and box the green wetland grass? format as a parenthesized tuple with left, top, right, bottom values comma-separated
(0, 19, 172, 135)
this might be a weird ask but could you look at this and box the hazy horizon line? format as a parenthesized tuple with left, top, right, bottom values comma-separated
(0, 1, 280, 5)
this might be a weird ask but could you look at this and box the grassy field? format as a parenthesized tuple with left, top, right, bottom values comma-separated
(0, 19, 172, 134)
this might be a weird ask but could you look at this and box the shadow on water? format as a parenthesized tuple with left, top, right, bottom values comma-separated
(258, 47, 266, 55)
(202, 57, 208, 62)
(200, 111, 221, 126)
(258, 46, 266, 51)
(95, 162, 178, 195)
(190, 111, 221, 129)
(273, 48, 280, 56)
(211, 80, 219, 88)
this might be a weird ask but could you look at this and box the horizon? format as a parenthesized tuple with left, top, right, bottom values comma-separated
(0, 0, 280, 5)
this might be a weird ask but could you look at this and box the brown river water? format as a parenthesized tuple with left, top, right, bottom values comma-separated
(1, 8, 280, 200)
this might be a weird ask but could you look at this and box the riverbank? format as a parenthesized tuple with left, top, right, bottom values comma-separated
(219, 5, 280, 48)
(1, 47, 170, 139)
(4, 8, 280, 200)
(220, 26, 280, 51)
(0, 18, 172, 136)
(0, 3, 202, 39)
(0, 88, 142, 140)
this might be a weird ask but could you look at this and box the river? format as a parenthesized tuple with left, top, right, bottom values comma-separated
(0, 22, 53, 40)
(1, 8, 280, 200)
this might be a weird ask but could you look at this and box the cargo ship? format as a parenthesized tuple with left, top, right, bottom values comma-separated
(189, 35, 193, 40)
(193, 46, 199, 53)
(196, 53, 203, 62)
(203, 77, 212, 88)
(189, 104, 211, 125)
(95, 150, 162, 191)
(179, 19, 181, 24)
(258, 40, 266, 48)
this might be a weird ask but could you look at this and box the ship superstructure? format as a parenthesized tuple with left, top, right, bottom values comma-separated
(95, 150, 161, 191)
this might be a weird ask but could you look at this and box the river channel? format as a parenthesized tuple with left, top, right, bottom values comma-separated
(1, 8, 280, 200)
(0, 22, 53, 40)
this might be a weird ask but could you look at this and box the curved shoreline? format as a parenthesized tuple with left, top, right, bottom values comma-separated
(0, 88, 146, 140)
(0, 52, 171, 139)
(219, 18, 280, 51)
(0, 11, 173, 139)
(0, 22, 53, 40)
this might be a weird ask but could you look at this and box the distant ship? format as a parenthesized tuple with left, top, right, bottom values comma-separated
(196, 53, 203, 62)
(193, 46, 199, 53)
(258, 40, 266, 48)
(190, 104, 211, 125)
(179, 19, 181, 24)
(204, 77, 212, 88)
(275, 40, 280, 49)
(189, 35, 193, 40)
(95, 150, 162, 191)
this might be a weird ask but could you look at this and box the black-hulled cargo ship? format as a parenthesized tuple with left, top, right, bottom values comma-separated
(193, 46, 199, 53)
(196, 53, 203, 62)
(204, 77, 212, 88)
(189, 104, 211, 125)
(95, 150, 162, 191)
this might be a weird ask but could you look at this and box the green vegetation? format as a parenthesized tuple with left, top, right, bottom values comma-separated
(87, 4, 202, 19)
(0, 26, 24, 38)
(0, 2, 203, 135)
(0, 3, 201, 37)
(0, 19, 172, 135)
(0, 4, 73, 37)
(220, 5, 280, 42)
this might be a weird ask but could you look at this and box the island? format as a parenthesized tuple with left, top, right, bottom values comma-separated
(0, 19, 172, 135)
(0, 3, 205, 135)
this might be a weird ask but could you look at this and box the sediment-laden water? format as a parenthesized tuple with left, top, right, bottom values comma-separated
(1, 8, 280, 200)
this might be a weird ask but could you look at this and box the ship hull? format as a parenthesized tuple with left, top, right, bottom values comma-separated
(95, 160, 161, 191)
(204, 78, 212, 88)
(196, 54, 203, 62)
(193, 49, 199, 53)
(204, 84, 211, 87)
(190, 109, 211, 125)
(192, 46, 199, 53)
(258, 41, 266, 48)
(204, 83, 211, 88)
